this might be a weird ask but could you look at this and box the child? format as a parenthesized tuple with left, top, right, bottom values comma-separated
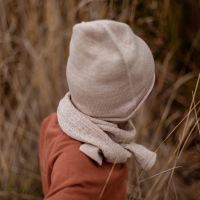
(38, 20, 157, 200)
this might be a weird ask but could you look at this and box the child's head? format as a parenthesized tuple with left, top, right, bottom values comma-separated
(66, 20, 155, 122)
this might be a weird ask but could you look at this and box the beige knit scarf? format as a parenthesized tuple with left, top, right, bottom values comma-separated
(57, 92, 156, 170)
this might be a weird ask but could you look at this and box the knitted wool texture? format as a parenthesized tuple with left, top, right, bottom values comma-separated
(57, 20, 157, 169)
(57, 92, 156, 170)
(66, 20, 155, 122)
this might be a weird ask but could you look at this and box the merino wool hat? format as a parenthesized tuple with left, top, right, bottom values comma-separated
(66, 20, 155, 122)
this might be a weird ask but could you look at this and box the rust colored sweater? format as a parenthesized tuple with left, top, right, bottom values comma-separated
(38, 113, 128, 200)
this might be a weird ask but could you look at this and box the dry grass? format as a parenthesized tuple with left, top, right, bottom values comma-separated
(0, 0, 200, 200)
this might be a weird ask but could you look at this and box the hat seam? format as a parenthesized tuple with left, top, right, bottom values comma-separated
(100, 23, 134, 99)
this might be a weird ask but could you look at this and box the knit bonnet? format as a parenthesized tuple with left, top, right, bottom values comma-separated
(66, 20, 155, 122)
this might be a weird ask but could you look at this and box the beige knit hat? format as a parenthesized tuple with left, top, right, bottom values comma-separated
(66, 20, 155, 122)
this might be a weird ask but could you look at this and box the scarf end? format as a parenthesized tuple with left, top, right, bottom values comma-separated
(127, 143, 157, 170)
(79, 143, 103, 165)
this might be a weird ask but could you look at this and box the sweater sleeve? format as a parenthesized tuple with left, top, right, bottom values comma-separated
(44, 153, 89, 200)
(44, 148, 104, 200)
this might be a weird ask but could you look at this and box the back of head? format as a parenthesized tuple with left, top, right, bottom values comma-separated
(66, 20, 155, 122)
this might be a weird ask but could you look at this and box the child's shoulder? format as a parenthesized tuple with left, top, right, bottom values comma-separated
(39, 112, 61, 142)
(39, 112, 82, 158)
(39, 112, 60, 133)
(39, 112, 128, 172)
(39, 113, 103, 169)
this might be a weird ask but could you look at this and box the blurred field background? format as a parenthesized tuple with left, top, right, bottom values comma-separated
(0, 0, 200, 200)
